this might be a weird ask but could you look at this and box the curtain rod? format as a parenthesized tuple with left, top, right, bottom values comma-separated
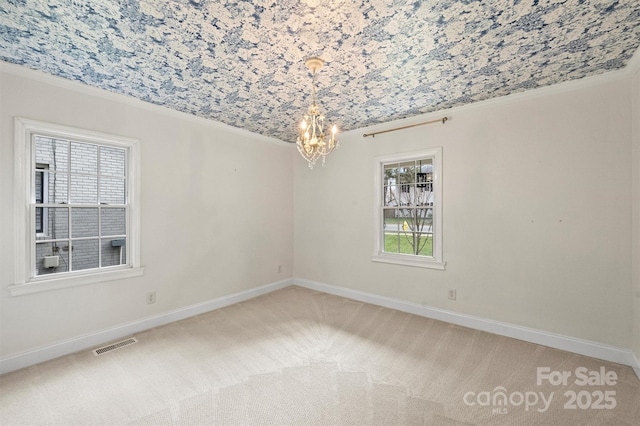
(363, 116, 448, 138)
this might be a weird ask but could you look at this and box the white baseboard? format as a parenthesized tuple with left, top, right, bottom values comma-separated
(632, 352, 640, 379)
(0, 278, 292, 375)
(295, 278, 640, 375)
(3, 277, 638, 380)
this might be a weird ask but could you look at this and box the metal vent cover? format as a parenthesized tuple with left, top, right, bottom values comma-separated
(93, 337, 138, 356)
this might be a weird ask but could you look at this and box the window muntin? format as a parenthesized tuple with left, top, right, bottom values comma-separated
(373, 148, 444, 270)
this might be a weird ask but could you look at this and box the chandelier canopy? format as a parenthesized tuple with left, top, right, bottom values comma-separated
(296, 57, 338, 169)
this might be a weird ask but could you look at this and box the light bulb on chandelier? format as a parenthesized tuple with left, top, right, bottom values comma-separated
(296, 57, 338, 169)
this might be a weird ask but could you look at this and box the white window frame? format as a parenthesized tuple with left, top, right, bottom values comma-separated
(372, 148, 445, 270)
(11, 118, 144, 296)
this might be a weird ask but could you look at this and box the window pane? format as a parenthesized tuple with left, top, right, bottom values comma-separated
(415, 208, 433, 233)
(403, 185, 426, 207)
(70, 174, 97, 204)
(71, 142, 98, 174)
(402, 209, 416, 232)
(383, 185, 397, 206)
(100, 146, 126, 177)
(35, 137, 68, 171)
(71, 239, 99, 271)
(384, 232, 401, 254)
(35, 170, 44, 204)
(100, 177, 126, 205)
(38, 171, 68, 204)
(416, 172, 428, 187)
(416, 185, 433, 206)
(397, 233, 417, 255)
(417, 233, 433, 256)
(398, 190, 411, 206)
(384, 231, 422, 255)
(71, 208, 99, 238)
(101, 238, 126, 267)
(383, 208, 411, 230)
(383, 208, 398, 228)
(35, 206, 43, 234)
(383, 164, 398, 185)
(398, 208, 412, 225)
(397, 161, 416, 184)
(35, 242, 70, 275)
(418, 160, 433, 172)
(101, 208, 126, 236)
(36, 207, 69, 240)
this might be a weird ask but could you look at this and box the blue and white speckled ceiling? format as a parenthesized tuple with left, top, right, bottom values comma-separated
(1, 0, 639, 142)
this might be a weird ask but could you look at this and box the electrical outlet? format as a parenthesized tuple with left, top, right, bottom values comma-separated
(146, 291, 156, 305)
(448, 289, 457, 301)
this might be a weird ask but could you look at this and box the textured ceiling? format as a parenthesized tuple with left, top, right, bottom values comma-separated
(1, 0, 639, 142)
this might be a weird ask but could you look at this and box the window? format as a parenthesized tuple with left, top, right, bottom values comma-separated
(373, 148, 445, 270)
(11, 118, 143, 296)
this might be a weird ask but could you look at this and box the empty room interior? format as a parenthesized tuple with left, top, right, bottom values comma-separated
(1, 0, 640, 424)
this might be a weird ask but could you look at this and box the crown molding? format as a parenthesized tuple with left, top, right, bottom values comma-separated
(0, 61, 291, 147)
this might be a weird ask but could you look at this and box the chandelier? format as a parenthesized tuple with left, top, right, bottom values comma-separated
(296, 57, 338, 169)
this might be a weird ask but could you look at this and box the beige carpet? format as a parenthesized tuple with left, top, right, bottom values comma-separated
(1, 285, 639, 425)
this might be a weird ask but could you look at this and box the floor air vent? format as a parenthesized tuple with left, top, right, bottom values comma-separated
(93, 337, 138, 356)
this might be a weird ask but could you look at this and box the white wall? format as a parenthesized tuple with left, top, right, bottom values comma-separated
(0, 65, 294, 359)
(294, 75, 634, 349)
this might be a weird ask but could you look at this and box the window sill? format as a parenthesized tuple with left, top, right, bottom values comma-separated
(9, 266, 145, 296)
(372, 254, 446, 270)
